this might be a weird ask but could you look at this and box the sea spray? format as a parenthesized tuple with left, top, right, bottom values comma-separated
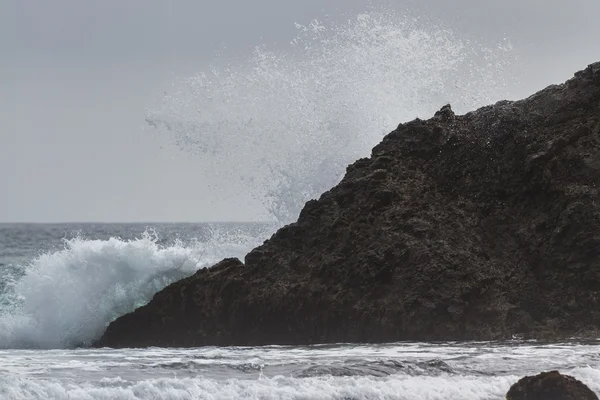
(146, 10, 516, 223)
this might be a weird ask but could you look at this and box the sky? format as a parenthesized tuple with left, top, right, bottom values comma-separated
(1, 0, 599, 223)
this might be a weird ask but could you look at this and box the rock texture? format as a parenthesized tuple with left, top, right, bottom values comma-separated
(506, 371, 598, 400)
(96, 62, 600, 348)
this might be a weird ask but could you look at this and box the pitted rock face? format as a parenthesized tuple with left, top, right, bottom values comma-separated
(433, 104, 455, 121)
(506, 371, 598, 400)
(96, 62, 600, 348)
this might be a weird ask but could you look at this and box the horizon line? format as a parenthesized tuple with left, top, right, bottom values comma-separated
(0, 220, 275, 225)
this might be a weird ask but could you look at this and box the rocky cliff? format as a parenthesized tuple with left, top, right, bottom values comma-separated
(96, 62, 600, 348)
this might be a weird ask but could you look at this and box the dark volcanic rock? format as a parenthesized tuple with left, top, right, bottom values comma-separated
(96, 62, 600, 348)
(507, 371, 598, 400)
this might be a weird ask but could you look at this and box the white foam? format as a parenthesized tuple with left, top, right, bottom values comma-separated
(0, 374, 518, 400)
(0, 228, 264, 349)
(1, 343, 599, 399)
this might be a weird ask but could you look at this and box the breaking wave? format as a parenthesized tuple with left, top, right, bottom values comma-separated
(0, 227, 266, 348)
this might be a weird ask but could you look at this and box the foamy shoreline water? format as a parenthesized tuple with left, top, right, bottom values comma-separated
(1, 342, 599, 400)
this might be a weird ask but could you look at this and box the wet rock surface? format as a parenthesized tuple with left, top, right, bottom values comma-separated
(96, 62, 600, 348)
(507, 371, 598, 400)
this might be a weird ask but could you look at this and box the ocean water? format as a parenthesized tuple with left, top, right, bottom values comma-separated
(1, 341, 600, 400)
(1, 224, 599, 400)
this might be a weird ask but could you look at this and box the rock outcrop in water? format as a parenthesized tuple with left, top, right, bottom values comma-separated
(96, 62, 600, 348)
(506, 371, 598, 400)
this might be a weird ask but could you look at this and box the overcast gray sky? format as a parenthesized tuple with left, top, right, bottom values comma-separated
(1, 0, 599, 222)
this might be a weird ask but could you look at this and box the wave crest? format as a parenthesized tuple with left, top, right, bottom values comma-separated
(0, 228, 264, 348)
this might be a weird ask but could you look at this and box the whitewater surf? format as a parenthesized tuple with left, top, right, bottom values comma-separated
(1, 340, 600, 399)
(0, 223, 269, 349)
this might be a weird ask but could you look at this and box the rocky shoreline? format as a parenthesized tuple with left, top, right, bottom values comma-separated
(96, 61, 600, 349)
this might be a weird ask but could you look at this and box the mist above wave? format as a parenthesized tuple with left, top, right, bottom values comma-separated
(146, 10, 515, 223)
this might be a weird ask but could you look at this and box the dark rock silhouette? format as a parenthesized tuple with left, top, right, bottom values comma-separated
(506, 371, 598, 400)
(96, 61, 600, 348)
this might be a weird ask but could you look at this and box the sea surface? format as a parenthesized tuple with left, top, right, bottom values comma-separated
(0, 223, 599, 400)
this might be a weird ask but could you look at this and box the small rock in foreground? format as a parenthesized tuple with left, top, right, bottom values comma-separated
(506, 371, 598, 400)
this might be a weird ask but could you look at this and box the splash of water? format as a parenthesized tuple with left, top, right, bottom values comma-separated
(146, 10, 515, 223)
(0, 228, 265, 349)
